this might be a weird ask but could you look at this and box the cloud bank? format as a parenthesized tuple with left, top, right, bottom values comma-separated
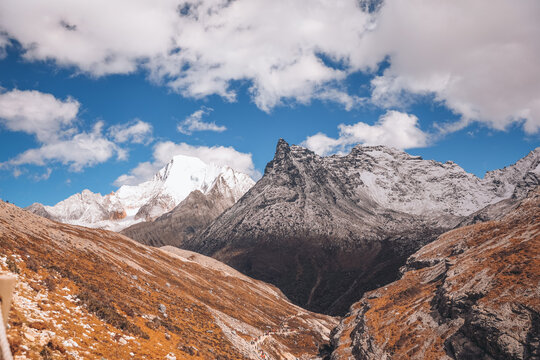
(0, 89, 153, 172)
(0, 0, 538, 133)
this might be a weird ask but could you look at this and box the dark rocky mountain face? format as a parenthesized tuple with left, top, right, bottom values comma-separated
(121, 175, 238, 247)
(329, 187, 540, 360)
(184, 140, 538, 315)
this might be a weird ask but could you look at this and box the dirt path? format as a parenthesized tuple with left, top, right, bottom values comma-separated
(248, 312, 305, 359)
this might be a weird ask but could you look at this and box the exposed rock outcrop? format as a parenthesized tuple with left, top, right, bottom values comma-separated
(329, 187, 540, 360)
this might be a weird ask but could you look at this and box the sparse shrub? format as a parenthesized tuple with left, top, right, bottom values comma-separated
(29, 321, 48, 331)
(26, 256, 39, 272)
(29, 281, 43, 293)
(145, 317, 161, 330)
(43, 276, 56, 292)
(46, 339, 65, 353)
(9, 336, 22, 355)
(40, 346, 53, 360)
(7, 257, 19, 274)
(77, 290, 149, 339)
(177, 343, 197, 356)
(118, 302, 135, 317)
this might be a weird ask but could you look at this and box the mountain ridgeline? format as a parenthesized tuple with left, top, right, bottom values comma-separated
(121, 175, 240, 247)
(183, 140, 539, 315)
(26, 155, 255, 232)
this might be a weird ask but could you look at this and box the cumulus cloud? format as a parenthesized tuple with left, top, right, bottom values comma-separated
(114, 141, 258, 186)
(177, 107, 226, 135)
(108, 118, 153, 144)
(0, 89, 79, 142)
(0, 89, 152, 173)
(302, 111, 429, 156)
(0, 0, 179, 76)
(7, 121, 123, 172)
(1, 0, 539, 132)
(0, 0, 372, 112)
(360, 0, 540, 133)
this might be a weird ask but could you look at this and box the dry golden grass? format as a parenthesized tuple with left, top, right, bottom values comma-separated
(332, 189, 540, 359)
(0, 201, 337, 359)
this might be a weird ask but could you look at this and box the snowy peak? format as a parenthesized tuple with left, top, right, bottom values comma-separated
(265, 140, 538, 217)
(27, 154, 255, 231)
(189, 140, 539, 315)
(484, 146, 540, 198)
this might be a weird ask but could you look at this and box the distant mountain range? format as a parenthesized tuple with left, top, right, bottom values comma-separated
(26, 139, 540, 317)
(183, 140, 539, 315)
(26, 155, 254, 232)
(120, 174, 244, 247)
(14, 139, 540, 358)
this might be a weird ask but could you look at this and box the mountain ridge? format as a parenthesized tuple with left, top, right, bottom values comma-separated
(1, 199, 336, 359)
(329, 186, 540, 360)
(26, 154, 255, 231)
(183, 139, 539, 315)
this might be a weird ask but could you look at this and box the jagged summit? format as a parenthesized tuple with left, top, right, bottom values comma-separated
(26, 154, 255, 231)
(185, 139, 539, 315)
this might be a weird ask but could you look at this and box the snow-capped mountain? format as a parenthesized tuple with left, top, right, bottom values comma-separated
(120, 172, 247, 248)
(26, 155, 255, 231)
(184, 139, 539, 315)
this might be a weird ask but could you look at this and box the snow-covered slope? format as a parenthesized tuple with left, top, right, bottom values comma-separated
(326, 145, 539, 217)
(27, 155, 255, 231)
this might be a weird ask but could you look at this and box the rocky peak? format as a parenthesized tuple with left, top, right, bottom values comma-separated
(189, 140, 539, 315)
(265, 138, 291, 174)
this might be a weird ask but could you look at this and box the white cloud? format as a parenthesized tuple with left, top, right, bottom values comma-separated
(33, 168, 52, 181)
(0, 89, 153, 174)
(0, 0, 372, 112)
(0, 89, 79, 142)
(0, 0, 179, 76)
(7, 121, 123, 172)
(302, 111, 429, 156)
(12, 168, 22, 178)
(114, 140, 258, 186)
(108, 118, 153, 144)
(1, 0, 539, 132)
(177, 107, 226, 135)
(360, 0, 540, 133)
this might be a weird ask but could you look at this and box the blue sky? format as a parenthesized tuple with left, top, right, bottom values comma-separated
(0, 0, 539, 207)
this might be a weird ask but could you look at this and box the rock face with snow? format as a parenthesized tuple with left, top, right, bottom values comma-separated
(185, 140, 539, 315)
(26, 155, 255, 231)
(329, 187, 540, 360)
(121, 174, 241, 247)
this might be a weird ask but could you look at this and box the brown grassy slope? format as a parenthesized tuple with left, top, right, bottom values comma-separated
(0, 201, 336, 360)
(330, 188, 540, 360)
